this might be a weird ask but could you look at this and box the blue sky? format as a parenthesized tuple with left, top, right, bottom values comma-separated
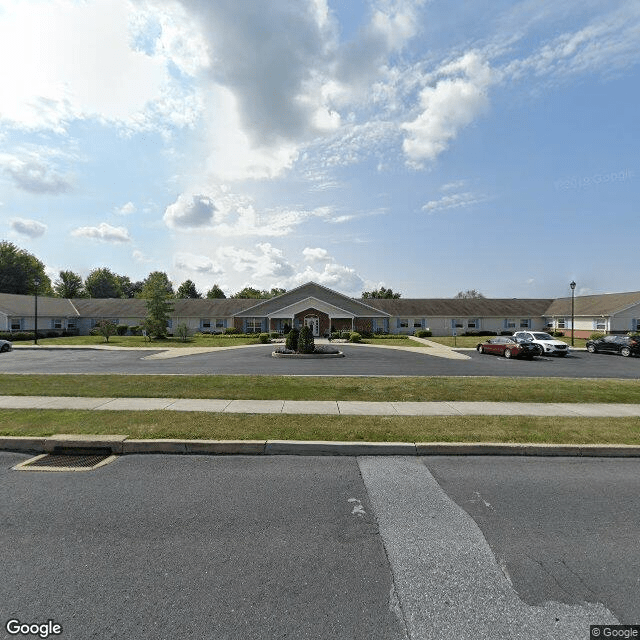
(0, 0, 638, 298)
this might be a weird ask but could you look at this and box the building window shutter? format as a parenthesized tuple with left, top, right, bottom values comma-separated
(396, 318, 401, 329)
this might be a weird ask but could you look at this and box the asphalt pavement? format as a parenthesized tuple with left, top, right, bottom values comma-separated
(1, 343, 640, 377)
(2, 452, 632, 640)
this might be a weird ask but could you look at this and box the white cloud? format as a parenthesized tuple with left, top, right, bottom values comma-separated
(218, 243, 295, 279)
(303, 247, 331, 262)
(0, 0, 170, 132)
(402, 52, 494, 164)
(421, 191, 487, 213)
(132, 249, 151, 263)
(115, 201, 136, 216)
(0, 152, 73, 194)
(72, 222, 131, 243)
(174, 252, 223, 275)
(163, 194, 217, 229)
(10, 218, 47, 238)
(292, 262, 365, 296)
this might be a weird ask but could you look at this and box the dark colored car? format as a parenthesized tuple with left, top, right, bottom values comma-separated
(476, 336, 539, 359)
(0, 339, 12, 353)
(585, 335, 640, 357)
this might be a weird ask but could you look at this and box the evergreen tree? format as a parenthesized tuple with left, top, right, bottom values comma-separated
(206, 284, 226, 299)
(297, 325, 315, 354)
(176, 280, 201, 299)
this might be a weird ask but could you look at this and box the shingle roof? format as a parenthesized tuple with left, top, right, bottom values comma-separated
(362, 298, 554, 317)
(0, 293, 78, 317)
(71, 298, 258, 317)
(235, 282, 389, 317)
(543, 291, 640, 316)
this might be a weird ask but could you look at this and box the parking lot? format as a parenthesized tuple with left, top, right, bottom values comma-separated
(0, 344, 638, 378)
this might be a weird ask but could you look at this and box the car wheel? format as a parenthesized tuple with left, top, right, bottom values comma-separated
(478, 345, 484, 354)
(536, 345, 544, 356)
(587, 344, 596, 353)
(0, 344, 8, 352)
(621, 346, 631, 357)
(504, 348, 512, 359)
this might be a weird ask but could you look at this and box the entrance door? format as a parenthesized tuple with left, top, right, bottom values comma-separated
(306, 316, 319, 336)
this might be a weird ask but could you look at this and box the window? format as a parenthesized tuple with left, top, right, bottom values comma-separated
(399, 319, 409, 328)
(53, 319, 63, 329)
(519, 319, 530, 329)
(451, 319, 464, 329)
(246, 318, 262, 333)
(10, 319, 21, 331)
(467, 318, 479, 329)
(215, 319, 225, 329)
(595, 319, 606, 331)
(556, 318, 566, 329)
(67, 320, 76, 329)
(413, 319, 423, 328)
(201, 319, 211, 329)
(505, 319, 516, 329)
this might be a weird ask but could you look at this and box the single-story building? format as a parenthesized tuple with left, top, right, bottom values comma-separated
(1, 281, 640, 338)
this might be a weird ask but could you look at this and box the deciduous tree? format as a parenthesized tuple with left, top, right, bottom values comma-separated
(0, 241, 52, 295)
(85, 268, 123, 298)
(361, 287, 401, 299)
(54, 270, 85, 298)
(176, 280, 201, 299)
(205, 284, 226, 299)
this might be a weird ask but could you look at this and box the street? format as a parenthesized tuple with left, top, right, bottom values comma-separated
(1, 345, 639, 378)
(2, 453, 636, 639)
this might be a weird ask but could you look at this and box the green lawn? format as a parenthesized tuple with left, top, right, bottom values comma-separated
(1, 409, 638, 444)
(3, 374, 640, 403)
(12, 335, 261, 348)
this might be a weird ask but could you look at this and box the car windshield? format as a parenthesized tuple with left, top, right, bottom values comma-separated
(532, 333, 553, 340)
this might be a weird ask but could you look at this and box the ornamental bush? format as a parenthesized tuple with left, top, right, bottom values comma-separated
(414, 329, 432, 338)
(258, 333, 270, 344)
(116, 324, 128, 336)
(349, 332, 362, 343)
(297, 325, 315, 353)
(285, 328, 299, 351)
(589, 332, 606, 340)
(224, 327, 239, 334)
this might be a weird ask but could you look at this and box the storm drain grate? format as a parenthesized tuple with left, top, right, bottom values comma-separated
(13, 452, 118, 472)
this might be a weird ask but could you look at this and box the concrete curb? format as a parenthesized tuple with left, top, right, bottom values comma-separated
(3, 435, 640, 457)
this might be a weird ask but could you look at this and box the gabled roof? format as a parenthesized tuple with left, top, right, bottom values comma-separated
(235, 281, 390, 317)
(0, 292, 78, 317)
(362, 298, 554, 317)
(544, 291, 640, 316)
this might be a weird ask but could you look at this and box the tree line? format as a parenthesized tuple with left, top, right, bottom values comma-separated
(0, 241, 484, 301)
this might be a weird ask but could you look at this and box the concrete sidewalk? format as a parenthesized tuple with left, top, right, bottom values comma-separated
(1, 395, 640, 416)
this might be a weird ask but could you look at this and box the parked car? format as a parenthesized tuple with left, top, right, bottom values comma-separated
(586, 335, 640, 357)
(512, 331, 569, 357)
(476, 336, 539, 359)
(0, 339, 12, 352)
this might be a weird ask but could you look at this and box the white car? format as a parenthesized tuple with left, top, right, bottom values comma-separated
(0, 339, 12, 353)
(512, 331, 570, 357)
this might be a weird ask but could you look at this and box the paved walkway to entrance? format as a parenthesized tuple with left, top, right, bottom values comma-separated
(1, 395, 639, 416)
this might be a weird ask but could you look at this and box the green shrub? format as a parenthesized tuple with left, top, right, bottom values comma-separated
(297, 325, 315, 353)
(269, 332, 280, 338)
(285, 328, 299, 351)
(129, 325, 142, 336)
(176, 323, 190, 342)
(116, 324, 129, 336)
(258, 333, 271, 344)
(589, 332, 606, 341)
(331, 331, 341, 340)
(224, 327, 239, 334)
(414, 329, 432, 338)
(340, 331, 351, 340)
(349, 332, 362, 343)
(552, 331, 565, 337)
(1, 331, 35, 341)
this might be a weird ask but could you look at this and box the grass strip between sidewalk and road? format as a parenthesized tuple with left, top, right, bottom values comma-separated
(3, 374, 640, 403)
(0, 409, 639, 444)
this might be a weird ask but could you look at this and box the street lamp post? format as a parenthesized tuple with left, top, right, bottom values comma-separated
(34, 277, 41, 345)
(570, 281, 576, 347)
